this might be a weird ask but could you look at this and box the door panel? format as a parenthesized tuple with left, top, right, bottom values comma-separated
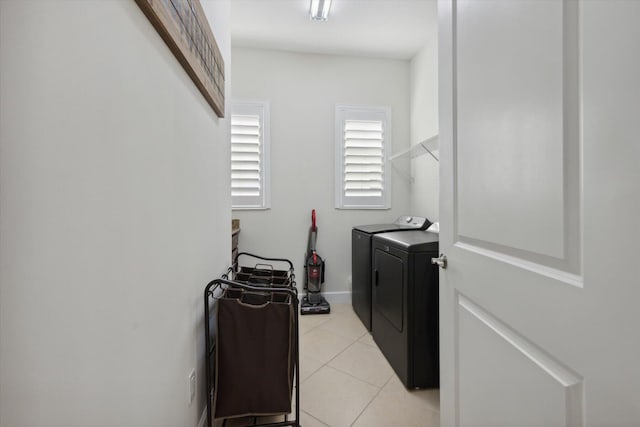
(439, 0, 640, 425)
(455, 0, 581, 274)
(458, 293, 583, 427)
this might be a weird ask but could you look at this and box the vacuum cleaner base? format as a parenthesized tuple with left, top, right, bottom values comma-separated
(300, 295, 331, 315)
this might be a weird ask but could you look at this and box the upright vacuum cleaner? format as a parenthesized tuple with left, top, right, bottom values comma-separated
(301, 209, 331, 315)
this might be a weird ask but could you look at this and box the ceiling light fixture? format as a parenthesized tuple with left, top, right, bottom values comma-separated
(310, 0, 332, 21)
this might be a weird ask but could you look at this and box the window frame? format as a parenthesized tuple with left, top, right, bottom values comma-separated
(334, 104, 391, 210)
(230, 100, 271, 210)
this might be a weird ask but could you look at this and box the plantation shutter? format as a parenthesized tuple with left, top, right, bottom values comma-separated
(335, 106, 390, 209)
(231, 114, 261, 197)
(343, 120, 384, 198)
(231, 102, 270, 209)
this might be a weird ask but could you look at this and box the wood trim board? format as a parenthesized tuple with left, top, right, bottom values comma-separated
(136, 0, 225, 117)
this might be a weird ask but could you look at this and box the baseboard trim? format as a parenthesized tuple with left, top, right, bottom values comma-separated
(198, 407, 207, 427)
(321, 291, 351, 304)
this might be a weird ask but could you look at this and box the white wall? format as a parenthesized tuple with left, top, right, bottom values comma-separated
(409, 23, 439, 222)
(0, 1, 230, 426)
(231, 47, 412, 296)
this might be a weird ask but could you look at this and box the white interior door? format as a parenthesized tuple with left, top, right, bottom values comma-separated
(438, 1, 640, 426)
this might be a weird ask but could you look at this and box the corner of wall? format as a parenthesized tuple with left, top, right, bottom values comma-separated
(409, 35, 439, 221)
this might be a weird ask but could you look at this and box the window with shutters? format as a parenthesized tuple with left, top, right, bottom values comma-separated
(231, 101, 270, 209)
(335, 105, 391, 209)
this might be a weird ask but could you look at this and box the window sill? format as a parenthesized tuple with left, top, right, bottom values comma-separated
(232, 206, 271, 211)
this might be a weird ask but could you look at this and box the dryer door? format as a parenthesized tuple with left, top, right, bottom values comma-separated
(372, 244, 408, 385)
(373, 248, 404, 332)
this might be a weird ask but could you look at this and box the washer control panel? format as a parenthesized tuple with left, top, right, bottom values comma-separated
(393, 216, 430, 229)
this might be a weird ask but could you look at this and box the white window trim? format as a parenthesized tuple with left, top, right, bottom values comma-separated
(231, 100, 271, 210)
(334, 104, 391, 210)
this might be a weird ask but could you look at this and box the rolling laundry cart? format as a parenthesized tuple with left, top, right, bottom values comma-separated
(204, 253, 300, 427)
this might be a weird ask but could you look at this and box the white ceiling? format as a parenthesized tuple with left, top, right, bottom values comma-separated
(230, 0, 437, 60)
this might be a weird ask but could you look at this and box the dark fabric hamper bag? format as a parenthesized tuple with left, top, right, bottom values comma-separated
(213, 289, 294, 420)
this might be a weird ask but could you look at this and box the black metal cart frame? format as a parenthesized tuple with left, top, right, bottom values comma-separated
(204, 254, 300, 427)
(234, 252, 294, 277)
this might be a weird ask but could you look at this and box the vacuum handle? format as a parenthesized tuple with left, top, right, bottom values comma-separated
(311, 209, 317, 232)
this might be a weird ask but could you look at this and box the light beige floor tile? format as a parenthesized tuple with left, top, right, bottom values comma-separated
(302, 410, 330, 427)
(316, 312, 368, 341)
(328, 342, 394, 387)
(299, 312, 332, 331)
(323, 304, 361, 323)
(354, 409, 439, 427)
(257, 410, 328, 427)
(298, 410, 330, 427)
(383, 374, 439, 413)
(327, 303, 352, 314)
(300, 354, 324, 381)
(301, 366, 380, 427)
(352, 375, 440, 427)
(299, 319, 320, 336)
(299, 328, 354, 364)
(416, 388, 440, 414)
(358, 333, 376, 347)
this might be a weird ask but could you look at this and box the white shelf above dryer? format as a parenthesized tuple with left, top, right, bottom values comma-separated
(390, 134, 439, 162)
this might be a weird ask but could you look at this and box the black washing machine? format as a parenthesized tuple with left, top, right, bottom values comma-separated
(352, 217, 431, 331)
(371, 230, 439, 389)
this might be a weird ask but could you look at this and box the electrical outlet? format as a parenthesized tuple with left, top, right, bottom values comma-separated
(188, 369, 196, 405)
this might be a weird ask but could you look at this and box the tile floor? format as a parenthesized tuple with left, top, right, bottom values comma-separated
(217, 303, 440, 427)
